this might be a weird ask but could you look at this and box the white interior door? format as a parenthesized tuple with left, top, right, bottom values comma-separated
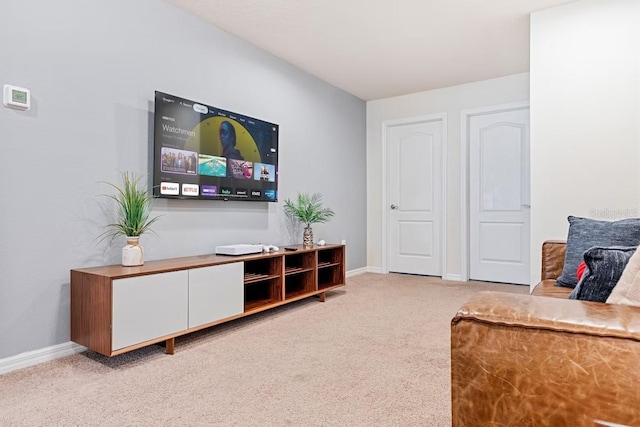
(469, 108, 530, 285)
(387, 120, 442, 276)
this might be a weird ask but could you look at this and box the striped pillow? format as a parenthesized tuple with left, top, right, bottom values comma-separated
(568, 246, 637, 302)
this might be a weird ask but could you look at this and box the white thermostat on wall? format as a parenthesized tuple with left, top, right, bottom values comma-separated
(3, 84, 31, 110)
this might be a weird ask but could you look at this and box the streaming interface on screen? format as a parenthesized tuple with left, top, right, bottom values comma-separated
(153, 91, 279, 201)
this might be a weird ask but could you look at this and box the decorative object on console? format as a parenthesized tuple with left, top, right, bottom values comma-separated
(122, 237, 144, 267)
(555, 216, 640, 288)
(283, 192, 334, 248)
(261, 244, 279, 253)
(98, 171, 160, 266)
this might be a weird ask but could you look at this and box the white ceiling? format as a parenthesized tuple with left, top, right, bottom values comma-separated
(168, 0, 576, 101)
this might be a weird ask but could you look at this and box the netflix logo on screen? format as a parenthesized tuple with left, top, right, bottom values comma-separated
(182, 183, 199, 196)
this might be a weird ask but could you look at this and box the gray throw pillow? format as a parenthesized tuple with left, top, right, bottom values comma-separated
(556, 216, 640, 288)
(568, 246, 637, 302)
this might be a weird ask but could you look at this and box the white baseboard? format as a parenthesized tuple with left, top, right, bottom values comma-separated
(347, 268, 462, 280)
(346, 266, 383, 277)
(346, 267, 368, 277)
(0, 342, 86, 376)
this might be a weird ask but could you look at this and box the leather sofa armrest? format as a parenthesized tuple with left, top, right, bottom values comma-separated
(541, 239, 566, 280)
(451, 291, 640, 426)
(453, 291, 640, 337)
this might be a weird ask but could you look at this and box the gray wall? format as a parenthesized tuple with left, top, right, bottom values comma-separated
(0, 0, 366, 359)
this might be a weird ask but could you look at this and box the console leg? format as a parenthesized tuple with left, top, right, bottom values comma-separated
(165, 338, 175, 355)
(319, 292, 326, 302)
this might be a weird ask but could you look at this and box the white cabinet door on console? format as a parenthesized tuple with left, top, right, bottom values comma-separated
(112, 271, 188, 350)
(188, 263, 244, 329)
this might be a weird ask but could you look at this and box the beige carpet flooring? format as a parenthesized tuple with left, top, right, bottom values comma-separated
(0, 273, 528, 426)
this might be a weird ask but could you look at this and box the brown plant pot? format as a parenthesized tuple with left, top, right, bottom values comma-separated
(303, 227, 313, 248)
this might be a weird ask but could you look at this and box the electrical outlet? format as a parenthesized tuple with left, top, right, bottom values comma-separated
(341, 239, 346, 245)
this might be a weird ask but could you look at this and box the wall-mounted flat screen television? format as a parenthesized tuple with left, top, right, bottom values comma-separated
(153, 91, 279, 201)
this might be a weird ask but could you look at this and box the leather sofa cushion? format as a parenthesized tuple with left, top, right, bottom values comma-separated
(532, 279, 572, 298)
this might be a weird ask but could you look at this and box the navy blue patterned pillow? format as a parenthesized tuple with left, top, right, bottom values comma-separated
(556, 216, 640, 288)
(569, 246, 637, 302)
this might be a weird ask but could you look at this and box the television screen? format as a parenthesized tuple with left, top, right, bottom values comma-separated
(153, 91, 279, 201)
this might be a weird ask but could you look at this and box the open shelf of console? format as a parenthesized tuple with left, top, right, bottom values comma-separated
(70, 243, 345, 357)
(284, 251, 316, 300)
(284, 271, 316, 300)
(244, 278, 281, 312)
(243, 256, 283, 312)
(317, 246, 346, 290)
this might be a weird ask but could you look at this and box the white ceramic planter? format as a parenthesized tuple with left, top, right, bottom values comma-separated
(122, 236, 144, 266)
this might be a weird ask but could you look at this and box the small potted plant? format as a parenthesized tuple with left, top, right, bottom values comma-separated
(283, 192, 334, 248)
(99, 171, 160, 266)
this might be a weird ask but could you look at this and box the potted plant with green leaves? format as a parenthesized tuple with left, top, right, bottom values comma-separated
(283, 192, 334, 248)
(99, 171, 160, 266)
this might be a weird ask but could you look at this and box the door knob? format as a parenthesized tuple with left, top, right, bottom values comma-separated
(390, 204, 398, 210)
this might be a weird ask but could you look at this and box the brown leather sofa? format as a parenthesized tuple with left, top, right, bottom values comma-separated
(451, 240, 640, 426)
(531, 239, 572, 298)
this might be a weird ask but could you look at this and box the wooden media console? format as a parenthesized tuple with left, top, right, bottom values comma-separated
(70, 244, 345, 357)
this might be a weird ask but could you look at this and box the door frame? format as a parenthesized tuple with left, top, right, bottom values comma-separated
(381, 113, 448, 277)
(460, 101, 530, 282)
